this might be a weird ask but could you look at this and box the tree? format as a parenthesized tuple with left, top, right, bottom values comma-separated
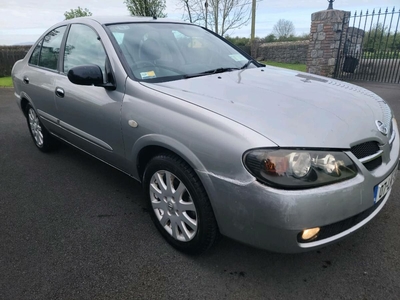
(263, 34, 276, 43)
(180, 0, 204, 23)
(272, 19, 295, 40)
(179, 0, 252, 36)
(363, 23, 400, 53)
(360, 23, 400, 60)
(124, 0, 167, 18)
(64, 7, 92, 20)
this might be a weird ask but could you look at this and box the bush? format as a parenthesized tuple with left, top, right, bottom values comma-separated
(225, 36, 251, 46)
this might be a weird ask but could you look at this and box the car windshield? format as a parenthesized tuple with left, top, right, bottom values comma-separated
(106, 22, 255, 82)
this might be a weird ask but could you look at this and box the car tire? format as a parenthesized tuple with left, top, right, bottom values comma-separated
(143, 153, 220, 255)
(25, 104, 56, 152)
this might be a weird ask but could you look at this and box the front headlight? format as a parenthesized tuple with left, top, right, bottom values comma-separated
(244, 149, 357, 189)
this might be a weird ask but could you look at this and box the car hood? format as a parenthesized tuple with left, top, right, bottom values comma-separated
(141, 66, 393, 148)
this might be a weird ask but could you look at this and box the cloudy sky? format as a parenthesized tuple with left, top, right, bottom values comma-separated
(0, 0, 398, 45)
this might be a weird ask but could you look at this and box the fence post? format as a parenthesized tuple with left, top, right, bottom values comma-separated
(307, 9, 350, 77)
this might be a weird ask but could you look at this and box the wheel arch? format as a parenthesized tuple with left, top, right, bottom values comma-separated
(133, 134, 209, 183)
(20, 97, 30, 117)
(18, 92, 34, 117)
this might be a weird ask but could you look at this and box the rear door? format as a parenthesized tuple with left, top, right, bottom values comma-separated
(21, 26, 67, 128)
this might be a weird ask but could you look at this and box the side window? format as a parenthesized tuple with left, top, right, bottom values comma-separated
(38, 26, 67, 70)
(29, 40, 42, 65)
(64, 24, 107, 79)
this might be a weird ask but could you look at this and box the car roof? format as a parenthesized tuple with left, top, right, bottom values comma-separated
(68, 16, 188, 26)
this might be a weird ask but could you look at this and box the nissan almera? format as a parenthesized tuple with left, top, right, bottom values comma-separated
(12, 16, 399, 254)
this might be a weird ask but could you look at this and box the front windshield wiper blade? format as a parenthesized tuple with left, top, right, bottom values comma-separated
(240, 59, 254, 70)
(184, 67, 240, 79)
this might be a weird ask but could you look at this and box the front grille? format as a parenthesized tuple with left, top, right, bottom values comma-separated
(350, 141, 382, 171)
(351, 141, 380, 159)
(298, 198, 385, 243)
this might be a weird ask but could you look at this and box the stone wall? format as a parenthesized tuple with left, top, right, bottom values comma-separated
(255, 40, 309, 64)
(0, 46, 31, 77)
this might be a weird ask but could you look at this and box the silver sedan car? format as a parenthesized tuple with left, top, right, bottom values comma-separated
(12, 16, 399, 254)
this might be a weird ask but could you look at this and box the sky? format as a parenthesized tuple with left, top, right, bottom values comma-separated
(0, 0, 398, 45)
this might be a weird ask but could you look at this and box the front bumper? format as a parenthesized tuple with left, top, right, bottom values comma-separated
(201, 127, 400, 253)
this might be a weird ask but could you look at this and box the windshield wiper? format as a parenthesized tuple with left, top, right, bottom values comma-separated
(240, 59, 254, 70)
(184, 67, 240, 79)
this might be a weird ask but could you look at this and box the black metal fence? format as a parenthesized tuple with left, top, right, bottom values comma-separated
(334, 7, 400, 83)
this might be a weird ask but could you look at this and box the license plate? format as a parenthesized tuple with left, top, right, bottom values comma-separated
(374, 167, 398, 204)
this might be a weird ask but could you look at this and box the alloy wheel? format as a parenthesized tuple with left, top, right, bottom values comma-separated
(28, 108, 43, 147)
(149, 170, 198, 242)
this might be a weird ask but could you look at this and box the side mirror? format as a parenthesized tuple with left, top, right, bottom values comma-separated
(67, 65, 103, 86)
(67, 65, 116, 90)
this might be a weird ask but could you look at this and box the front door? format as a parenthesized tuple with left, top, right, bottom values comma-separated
(52, 24, 127, 172)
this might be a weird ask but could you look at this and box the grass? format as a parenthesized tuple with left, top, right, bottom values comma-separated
(261, 61, 307, 72)
(0, 77, 13, 87)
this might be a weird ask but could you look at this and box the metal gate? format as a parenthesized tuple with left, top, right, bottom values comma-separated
(334, 7, 400, 83)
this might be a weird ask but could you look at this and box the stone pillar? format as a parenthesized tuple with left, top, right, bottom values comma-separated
(306, 9, 350, 77)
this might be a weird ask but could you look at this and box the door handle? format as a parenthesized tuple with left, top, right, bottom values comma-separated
(55, 87, 65, 98)
(23, 76, 29, 84)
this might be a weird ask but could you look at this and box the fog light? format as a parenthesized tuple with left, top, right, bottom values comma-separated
(301, 227, 320, 240)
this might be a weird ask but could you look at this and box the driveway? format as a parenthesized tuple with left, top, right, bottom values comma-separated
(1, 83, 400, 300)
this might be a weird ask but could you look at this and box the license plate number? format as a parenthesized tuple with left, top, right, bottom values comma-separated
(374, 168, 397, 204)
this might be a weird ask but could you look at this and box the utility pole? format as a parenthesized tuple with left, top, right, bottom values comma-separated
(251, 0, 256, 40)
(205, 0, 208, 29)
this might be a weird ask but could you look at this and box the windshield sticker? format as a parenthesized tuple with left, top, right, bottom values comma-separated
(115, 25, 130, 31)
(229, 54, 247, 62)
(140, 71, 157, 79)
(112, 32, 124, 44)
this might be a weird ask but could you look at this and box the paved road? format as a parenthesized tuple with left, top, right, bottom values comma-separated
(1, 84, 400, 300)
